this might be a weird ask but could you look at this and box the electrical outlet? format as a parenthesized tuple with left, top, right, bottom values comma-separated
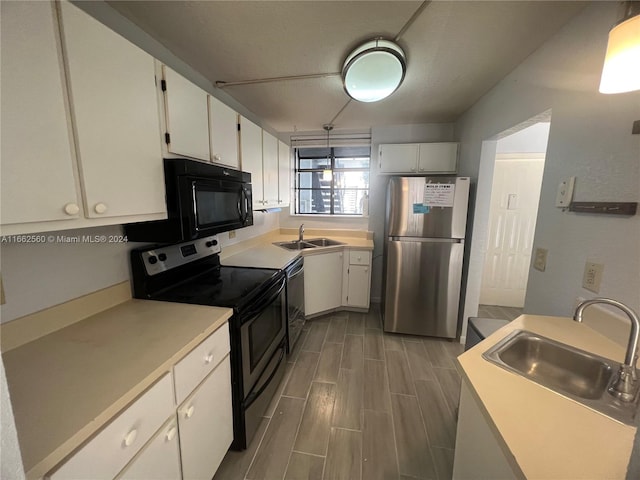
(582, 262, 604, 293)
(228, 230, 236, 239)
(533, 248, 548, 272)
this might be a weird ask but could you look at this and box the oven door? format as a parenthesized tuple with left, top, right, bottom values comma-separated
(179, 176, 253, 238)
(286, 257, 305, 352)
(239, 274, 287, 396)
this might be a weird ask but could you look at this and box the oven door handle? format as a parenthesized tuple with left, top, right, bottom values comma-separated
(242, 276, 286, 322)
(243, 343, 286, 409)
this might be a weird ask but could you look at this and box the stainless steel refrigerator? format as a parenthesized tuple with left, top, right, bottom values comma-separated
(382, 176, 470, 338)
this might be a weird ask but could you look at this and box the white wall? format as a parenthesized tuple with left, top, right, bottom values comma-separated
(495, 122, 550, 154)
(1, 356, 25, 480)
(456, 3, 640, 340)
(369, 123, 455, 301)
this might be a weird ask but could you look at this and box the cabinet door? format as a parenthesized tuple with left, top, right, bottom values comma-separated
(417, 143, 458, 173)
(178, 357, 233, 480)
(262, 132, 279, 207)
(378, 144, 419, 173)
(239, 117, 264, 207)
(0, 1, 80, 226)
(209, 95, 239, 168)
(345, 265, 371, 308)
(304, 252, 344, 316)
(60, 1, 165, 219)
(163, 66, 210, 161)
(278, 140, 291, 207)
(117, 417, 181, 480)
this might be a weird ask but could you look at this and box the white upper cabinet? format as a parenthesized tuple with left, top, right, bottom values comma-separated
(1, 1, 80, 226)
(379, 142, 458, 174)
(262, 132, 279, 207)
(418, 143, 458, 173)
(60, 1, 165, 219)
(162, 66, 210, 161)
(239, 116, 264, 207)
(278, 140, 291, 207)
(208, 95, 240, 169)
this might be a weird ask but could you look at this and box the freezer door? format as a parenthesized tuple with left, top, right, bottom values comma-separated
(386, 176, 469, 239)
(383, 238, 464, 338)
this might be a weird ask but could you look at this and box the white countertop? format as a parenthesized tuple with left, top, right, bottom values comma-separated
(2, 299, 232, 479)
(458, 314, 636, 479)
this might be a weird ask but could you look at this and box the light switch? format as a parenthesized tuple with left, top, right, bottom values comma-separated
(555, 176, 575, 208)
(533, 248, 548, 272)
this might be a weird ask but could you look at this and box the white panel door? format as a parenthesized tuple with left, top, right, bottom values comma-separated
(417, 143, 458, 173)
(208, 95, 239, 168)
(239, 117, 264, 206)
(178, 358, 233, 480)
(117, 417, 181, 480)
(262, 132, 279, 207)
(378, 144, 419, 173)
(60, 1, 165, 219)
(278, 140, 291, 207)
(1, 1, 80, 226)
(163, 66, 210, 161)
(304, 252, 344, 316)
(480, 156, 545, 307)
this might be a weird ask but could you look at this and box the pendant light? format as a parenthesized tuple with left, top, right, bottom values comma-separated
(599, 1, 640, 94)
(322, 124, 333, 181)
(342, 38, 407, 102)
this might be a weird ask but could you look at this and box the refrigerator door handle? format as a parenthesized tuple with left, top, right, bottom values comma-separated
(389, 236, 463, 243)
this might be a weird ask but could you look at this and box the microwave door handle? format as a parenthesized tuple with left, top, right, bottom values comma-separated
(242, 188, 250, 221)
(237, 196, 242, 217)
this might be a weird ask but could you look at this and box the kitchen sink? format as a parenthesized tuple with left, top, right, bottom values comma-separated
(273, 240, 317, 250)
(304, 238, 345, 247)
(483, 330, 640, 424)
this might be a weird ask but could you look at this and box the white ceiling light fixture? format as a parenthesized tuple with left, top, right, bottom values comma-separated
(342, 38, 407, 103)
(599, 1, 640, 94)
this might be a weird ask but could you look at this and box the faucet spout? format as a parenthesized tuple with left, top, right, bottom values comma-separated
(298, 223, 305, 242)
(574, 297, 640, 402)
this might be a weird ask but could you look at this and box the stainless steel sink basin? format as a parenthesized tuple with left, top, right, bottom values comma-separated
(483, 330, 640, 425)
(304, 238, 345, 247)
(273, 240, 317, 250)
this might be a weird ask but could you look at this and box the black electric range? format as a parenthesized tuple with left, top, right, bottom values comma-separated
(130, 236, 288, 450)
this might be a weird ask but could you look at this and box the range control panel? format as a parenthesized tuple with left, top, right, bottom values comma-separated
(142, 235, 221, 276)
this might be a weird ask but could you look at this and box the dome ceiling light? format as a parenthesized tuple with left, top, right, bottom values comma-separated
(599, 1, 640, 94)
(342, 38, 407, 103)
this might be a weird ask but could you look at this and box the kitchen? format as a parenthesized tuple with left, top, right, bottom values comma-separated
(1, 1, 639, 479)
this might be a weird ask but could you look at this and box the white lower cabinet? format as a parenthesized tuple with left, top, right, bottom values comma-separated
(117, 417, 181, 480)
(304, 251, 344, 316)
(178, 358, 233, 480)
(342, 250, 372, 309)
(47, 374, 175, 480)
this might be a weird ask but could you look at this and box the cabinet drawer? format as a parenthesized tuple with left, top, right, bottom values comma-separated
(349, 250, 371, 266)
(116, 416, 181, 480)
(174, 323, 230, 405)
(47, 373, 174, 480)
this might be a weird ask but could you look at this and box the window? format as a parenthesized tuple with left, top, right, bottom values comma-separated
(294, 146, 370, 215)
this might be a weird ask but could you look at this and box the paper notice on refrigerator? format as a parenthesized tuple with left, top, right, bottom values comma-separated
(423, 183, 455, 207)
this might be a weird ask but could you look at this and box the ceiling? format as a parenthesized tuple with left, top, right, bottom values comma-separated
(107, 1, 587, 133)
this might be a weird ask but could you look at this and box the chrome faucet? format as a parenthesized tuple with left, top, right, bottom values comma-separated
(574, 297, 640, 402)
(298, 223, 305, 242)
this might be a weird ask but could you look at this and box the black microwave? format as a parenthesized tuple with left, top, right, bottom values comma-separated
(125, 158, 253, 243)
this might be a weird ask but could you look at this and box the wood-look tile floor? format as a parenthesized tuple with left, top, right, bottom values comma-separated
(214, 305, 464, 480)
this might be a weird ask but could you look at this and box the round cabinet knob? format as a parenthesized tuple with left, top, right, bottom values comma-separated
(204, 352, 214, 364)
(185, 405, 195, 419)
(123, 429, 138, 447)
(410, 167, 416, 172)
(419, 168, 425, 171)
(213, 154, 221, 162)
(63, 203, 80, 216)
(158, 253, 167, 261)
(365, 268, 369, 272)
(94, 203, 107, 214)
(165, 426, 177, 442)
(357, 256, 362, 261)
